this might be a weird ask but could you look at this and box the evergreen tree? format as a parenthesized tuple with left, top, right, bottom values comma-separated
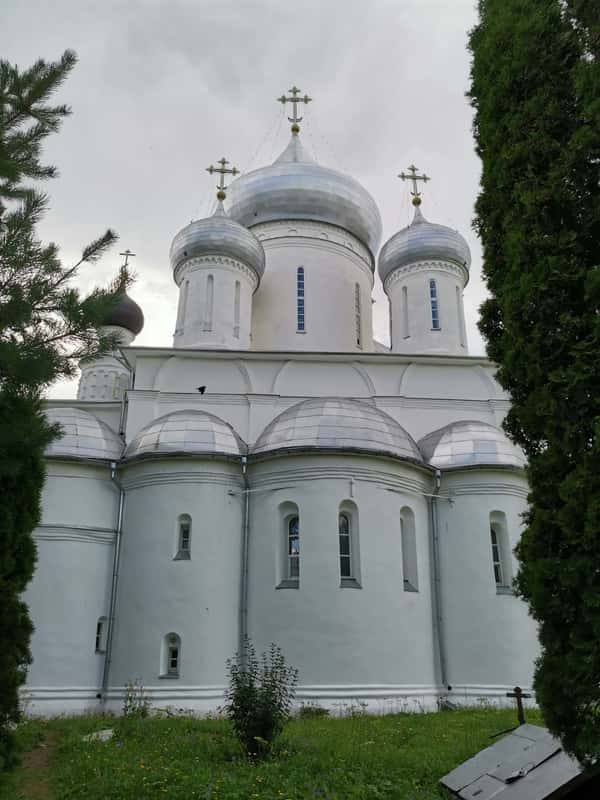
(0, 51, 129, 770)
(469, 0, 600, 762)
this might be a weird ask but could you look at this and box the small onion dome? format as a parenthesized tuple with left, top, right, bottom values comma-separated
(378, 205, 471, 287)
(226, 135, 382, 260)
(418, 420, 526, 470)
(252, 397, 422, 463)
(105, 291, 144, 336)
(169, 203, 265, 284)
(44, 407, 123, 461)
(125, 409, 245, 460)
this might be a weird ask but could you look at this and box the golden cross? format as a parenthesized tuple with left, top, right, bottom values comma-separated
(206, 157, 239, 200)
(278, 86, 312, 133)
(119, 249, 136, 267)
(399, 164, 430, 206)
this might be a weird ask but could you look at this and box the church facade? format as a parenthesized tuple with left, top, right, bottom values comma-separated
(27, 93, 538, 715)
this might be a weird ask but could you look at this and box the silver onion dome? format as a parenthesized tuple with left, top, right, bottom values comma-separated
(252, 397, 423, 463)
(226, 135, 382, 259)
(378, 205, 471, 286)
(418, 420, 526, 470)
(125, 409, 245, 460)
(170, 204, 265, 283)
(45, 407, 123, 461)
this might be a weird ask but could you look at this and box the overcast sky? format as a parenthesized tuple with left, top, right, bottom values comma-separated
(3, 0, 487, 398)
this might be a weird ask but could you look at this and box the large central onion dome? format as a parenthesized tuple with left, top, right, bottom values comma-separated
(378, 205, 471, 286)
(170, 203, 265, 284)
(226, 135, 382, 259)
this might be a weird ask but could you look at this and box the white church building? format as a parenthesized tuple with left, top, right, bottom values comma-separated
(27, 90, 538, 715)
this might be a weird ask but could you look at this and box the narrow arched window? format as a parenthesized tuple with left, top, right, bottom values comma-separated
(490, 526, 503, 585)
(174, 514, 191, 560)
(402, 286, 409, 339)
(354, 284, 362, 348)
(95, 616, 107, 653)
(429, 279, 440, 330)
(234, 280, 241, 339)
(204, 274, 214, 331)
(400, 507, 418, 592)
(490, 511, 512, 593)
(288, 515, 300, 578)
(296, 267, 305, 332)
(162, 633, 181, 677)
(339, 513, 353, 578)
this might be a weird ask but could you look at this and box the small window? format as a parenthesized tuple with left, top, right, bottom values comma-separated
(429, 279, 441, 330)
(339, 501, 361, 587)
(174, 514, 192, 560)
(400, 507, 418, 592)
(354, 284, 362, 349)
(490, 511, 513, 593)
(491, 527, 504, 585)
(234, 280, 241, 339)
(162, 632, 181, 677)
(95, 616, 107, 653)
(297, 267, 305, 332)
(288, 515, 300, 579)
(339, 513, 352, 578)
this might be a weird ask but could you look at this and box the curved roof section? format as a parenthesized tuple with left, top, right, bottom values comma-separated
(105, 292, 144, 335)
(252, 398, 423, 462)
(418, 420, 526, 470)
(379, 206, 471, 285)
(45, 407, 123, 461)
(125, 409, 244, 460)
(226, 135, 382, 259)
(170, 204, 265, 282)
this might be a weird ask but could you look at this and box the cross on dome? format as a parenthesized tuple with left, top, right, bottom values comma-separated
(399, 164, 430, 206)
(277, 86, 312, 134)
(206, 157, 239, 201)
(119, 249, 136, 267)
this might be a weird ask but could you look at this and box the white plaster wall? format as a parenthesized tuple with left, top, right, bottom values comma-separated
(106, 458, 243, 711)
(78, 326, 134, 401)
(24, 461, 118, 714)
(247, 453, 439, 709)
(436, 468, 538, 700)
(250, 221, 374, 353)
(386, 262, 468, 355)
(173, 257, 256, 349)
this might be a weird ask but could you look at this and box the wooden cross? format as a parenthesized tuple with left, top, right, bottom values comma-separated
(506, 686, 532, 725)
(399, 164, 430, 206)
(278, 86, 312, 133)
(119, 249, 136, 267)
(206, 157, 239, 200)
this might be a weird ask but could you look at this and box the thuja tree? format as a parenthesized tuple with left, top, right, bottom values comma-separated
(0, 51, 129, 769)
(469, 0, 600, 762)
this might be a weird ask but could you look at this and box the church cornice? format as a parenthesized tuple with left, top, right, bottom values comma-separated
(383, 259, 469, 293)
(173, 255, 259, 291)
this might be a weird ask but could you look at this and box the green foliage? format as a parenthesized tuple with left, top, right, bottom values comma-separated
(0, 708, 546, 800)
(0, 51, 130, 772)
(224, 638, 298, 758)
(298, 703, 330, 719)
(468, 0, 600, 762)
(122, 679, 152, 719)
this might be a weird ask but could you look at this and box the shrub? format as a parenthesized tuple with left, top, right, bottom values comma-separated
(224, 638, 298, 758)
(122, 678, 151, 718)
(298, 703, 330, 719)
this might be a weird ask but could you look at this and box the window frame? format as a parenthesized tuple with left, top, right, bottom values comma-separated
(400, 506, 419, 592)
(490, 513, 513, 594)
(95, 616, 107, 654)
(161, 632, 181, 678)
(429, 278, 441, 331)
(338, 502, 361, 588)
(354, 283, 362, 349)
(174, 514, 192, 560)
(296, 266, 305, 332)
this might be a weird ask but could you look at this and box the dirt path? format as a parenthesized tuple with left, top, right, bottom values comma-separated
(16, 732, 59, 800)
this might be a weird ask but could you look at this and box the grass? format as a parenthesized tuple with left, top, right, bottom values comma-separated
(1, 706, 544, 800)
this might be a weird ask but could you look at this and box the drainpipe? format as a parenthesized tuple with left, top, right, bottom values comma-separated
(238, 455, 250, 660)
(429, 468, 449, 692)
(100, 462, 125, 705)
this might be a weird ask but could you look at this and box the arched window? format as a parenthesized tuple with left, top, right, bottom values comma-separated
(400, 506, 418, 592)
(402, 285, 410, 339)
(174, 514, 191, 560)
(296, 267, 305, 332)
(429, 278, 441, 330)
(490, 511, 512, 593)
(288, 515, 300, 579)
(339, 501, 361, 587)
(339, 513, 352, 577)
(95, 616, 107, 653)
(234, 280, 241, 339)
(204, 274, 214, 331)
(277, 503, 300, 588)
(162, 633, 181, 677)
(354, 284, 362, 348)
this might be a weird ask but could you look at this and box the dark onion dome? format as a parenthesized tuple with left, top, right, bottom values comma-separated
(378, 205, 471, 287)
(252, 397, 423, 463)
(44, 407, 123, 461)
(169, 203, 265, 283)
(418, 420, 526, 470)
(125, 409, 246, 460)
(105, 291, 144, 336)
(225, 135, 383, 261)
